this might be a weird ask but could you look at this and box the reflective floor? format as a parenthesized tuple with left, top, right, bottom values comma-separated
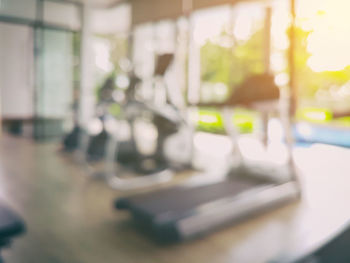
(1, 134, 350, 263)
(0, 134, 244, 263)
(0, 135, 120, 263)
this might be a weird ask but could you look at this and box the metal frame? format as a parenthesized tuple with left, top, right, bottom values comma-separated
(0, 0, 83, 32)
(289, 0, 297, 115)
(176, 181, 300, 240)
(0, 0, 83, 140)
(45, 0, 83, 7)
(105, 133, 175, 191)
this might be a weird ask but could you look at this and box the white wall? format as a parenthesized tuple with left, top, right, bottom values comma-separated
(91, 4, 131, 34)
(0, 22, 34, 119)
(44, 1, 82, 31)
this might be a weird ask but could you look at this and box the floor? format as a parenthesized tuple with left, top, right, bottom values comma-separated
(0, 135, 119, 262)
(1, 134, 347, 263)
(0, 134, 247, 263)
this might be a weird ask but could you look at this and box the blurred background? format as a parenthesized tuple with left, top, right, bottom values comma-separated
(2, 0, 350, 144)
(1, 0, 350, 262)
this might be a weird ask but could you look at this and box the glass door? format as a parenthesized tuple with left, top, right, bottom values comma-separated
(34, 28, 75, 140)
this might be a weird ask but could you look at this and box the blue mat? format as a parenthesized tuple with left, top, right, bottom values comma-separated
(293, 123, 350, 148)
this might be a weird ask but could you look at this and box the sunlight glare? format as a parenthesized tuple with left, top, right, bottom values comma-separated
(301, 0, 350, 72)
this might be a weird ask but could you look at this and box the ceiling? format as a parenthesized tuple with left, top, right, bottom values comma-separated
(73, 0, 125, 8)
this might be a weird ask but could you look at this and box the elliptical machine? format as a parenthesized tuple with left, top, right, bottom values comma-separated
(104, 54, 195, 190)
(84, 76, 117, 162)
(62, 75, 116, 160)
(62, 73, 120, 178)
(62, 88, 83, 152)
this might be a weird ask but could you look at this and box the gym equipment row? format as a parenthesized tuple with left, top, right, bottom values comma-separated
(115, 73, 301, 243)
(61, 0, 303, 245)
(63, 54, 196, 191)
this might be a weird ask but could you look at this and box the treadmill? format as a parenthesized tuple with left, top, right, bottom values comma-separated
(115, 73, 301, 243)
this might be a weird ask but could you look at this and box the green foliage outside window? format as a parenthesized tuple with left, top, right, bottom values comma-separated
(200, 29, 265, 98)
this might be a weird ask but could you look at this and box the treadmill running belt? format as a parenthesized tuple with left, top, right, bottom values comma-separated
(115, 174, 281, 243)
(117, 177, 271, 216)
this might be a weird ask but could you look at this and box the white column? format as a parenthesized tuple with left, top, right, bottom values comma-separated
(79, 1, 96, 127)
(187, 18, 201, 105)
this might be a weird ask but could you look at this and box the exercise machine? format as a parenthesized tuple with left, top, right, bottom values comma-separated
(115, 73, 301, 242)
(70, 75, 118, 164)
(62, 75, 115, 157)
(104, 54, 195, 190)
(0, 203, 25, 262)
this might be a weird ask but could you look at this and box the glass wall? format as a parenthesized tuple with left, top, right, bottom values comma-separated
(88, 3, 131, 123)
(34, 28, 76, 139)
(131, 18, 187, 107)
(129, 1, 290, 111)
(36, 29, 74, 118)
(0, 0, 81, 31)
(183, 0, 291, 134)
(294, 0, 350, 123)
(192, 3, 270, 104)
(0, 0, 36, 20)
(0, 0, 82, 139)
